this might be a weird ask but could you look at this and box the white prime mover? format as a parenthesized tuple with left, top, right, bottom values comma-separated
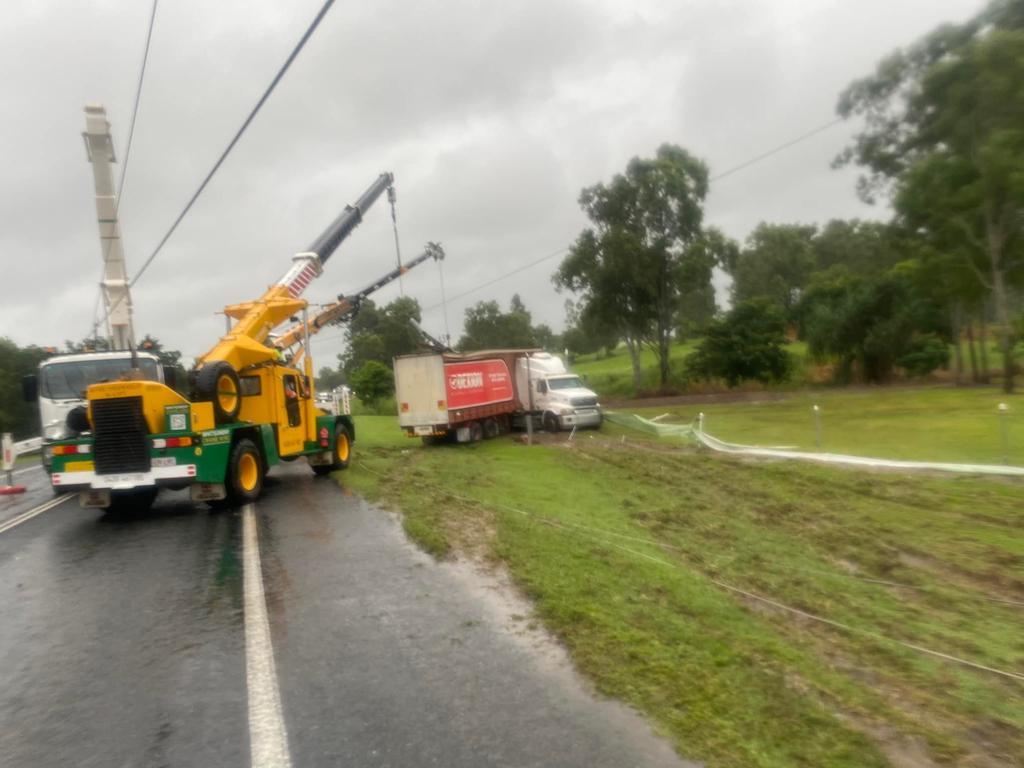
(23, 351, 163, 471)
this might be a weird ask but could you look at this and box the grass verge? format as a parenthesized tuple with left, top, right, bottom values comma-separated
(636, 386, 1024, 466)
(340, 414, 1023, 767)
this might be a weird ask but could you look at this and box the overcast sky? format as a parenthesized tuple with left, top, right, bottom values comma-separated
(1, 0, 984, 365)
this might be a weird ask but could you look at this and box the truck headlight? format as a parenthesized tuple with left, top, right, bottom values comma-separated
(44, 422, 67, 440)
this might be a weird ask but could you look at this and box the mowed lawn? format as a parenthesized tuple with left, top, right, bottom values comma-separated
(341, 400, 1023, 768)
(630, 386, 1024, 466)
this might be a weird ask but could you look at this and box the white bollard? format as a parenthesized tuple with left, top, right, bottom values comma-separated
(999, 403, 1009, 465)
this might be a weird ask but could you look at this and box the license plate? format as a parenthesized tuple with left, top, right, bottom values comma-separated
(414, 425, 433, 436)
(152, 457, 177, 468)
(108, 473, 148, 483)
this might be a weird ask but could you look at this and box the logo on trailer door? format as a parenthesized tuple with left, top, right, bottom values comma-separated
(444, 360, 513, 408)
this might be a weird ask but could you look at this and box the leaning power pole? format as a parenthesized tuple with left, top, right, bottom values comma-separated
(83, 104, 134, 350)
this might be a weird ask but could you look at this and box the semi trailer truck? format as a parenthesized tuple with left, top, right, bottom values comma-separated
(394, 350, 602, 442)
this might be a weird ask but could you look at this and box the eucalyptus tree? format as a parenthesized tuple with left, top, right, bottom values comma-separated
(555, 144, 732, 389)
(836, 0, 1024, 390)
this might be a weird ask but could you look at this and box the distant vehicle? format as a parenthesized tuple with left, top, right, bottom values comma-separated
(394, 350, 602, 443)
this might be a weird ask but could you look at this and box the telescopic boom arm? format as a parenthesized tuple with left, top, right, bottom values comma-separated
(274, 242, 444, 353)
(196, 173, 394, 373)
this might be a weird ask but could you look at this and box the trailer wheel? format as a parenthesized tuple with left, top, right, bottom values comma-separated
(313, 423, 352, 475)
(483, 418, 499, 439)
(543, 412, 560, 433)
(197, 361, 242, 424)
(227, 438, 263, 503)
(469, 421, 484, 443)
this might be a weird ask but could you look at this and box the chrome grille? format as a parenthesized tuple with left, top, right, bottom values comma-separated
(571, 396, 598, 407)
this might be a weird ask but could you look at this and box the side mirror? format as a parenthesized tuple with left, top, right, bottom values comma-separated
(162, 365, 178, 392)
(537, 380, 548, 394)
(22, 374, 38, 402)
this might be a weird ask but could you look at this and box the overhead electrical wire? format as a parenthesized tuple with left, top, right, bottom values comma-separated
(88, 0, 160, 341)
(407, 117, 847, 322)
(96, 0, 337, 332)
(710, 116, 844, 182)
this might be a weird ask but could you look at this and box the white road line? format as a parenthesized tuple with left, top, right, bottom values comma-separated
(243, 504, 293, 768)
(0, 493, 73, 535)
(13, 463, 43, 477)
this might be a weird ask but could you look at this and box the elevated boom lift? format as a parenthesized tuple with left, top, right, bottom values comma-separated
(50, 172, 407, 510)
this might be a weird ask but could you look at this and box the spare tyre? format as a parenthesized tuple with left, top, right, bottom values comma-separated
(196, 361, 241, 423)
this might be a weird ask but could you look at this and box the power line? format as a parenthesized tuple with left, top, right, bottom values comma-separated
(119, 0, 159, 206)
(421, 246, 569, 313)
(97, 0, 337, 332)
(710, 117, 843, 182)
(89, 0, 159, 341)
(413, 119, 847, 318)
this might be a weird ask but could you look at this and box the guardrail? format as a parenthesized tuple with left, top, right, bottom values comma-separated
(14, 437, 42, 455)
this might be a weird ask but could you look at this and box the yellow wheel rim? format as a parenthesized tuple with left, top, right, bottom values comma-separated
(238, 452, 259, 492)
(217, 374, 238, 415)
(336, 433, 350, 463)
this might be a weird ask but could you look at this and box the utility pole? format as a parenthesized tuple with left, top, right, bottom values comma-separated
(83, 104, 134, 350)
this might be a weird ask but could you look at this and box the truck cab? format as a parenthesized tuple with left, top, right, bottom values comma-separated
(24, 351, 164, 471)
(515, 353, 602, 432)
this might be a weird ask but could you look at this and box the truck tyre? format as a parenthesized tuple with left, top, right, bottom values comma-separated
(313, 423, 351, 475)
(197, 361, 242, 424)
(469, 421, 484, 443)
(227, 438, 263, 503)
(543, 412, 560, 433)
(66, 405, 90, 434)
(483, 418, 499, 439)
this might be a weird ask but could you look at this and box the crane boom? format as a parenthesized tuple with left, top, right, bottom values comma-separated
(197, 172, 394, 373)
(83, 104, 135, 350)
(274, 242, 444, 352)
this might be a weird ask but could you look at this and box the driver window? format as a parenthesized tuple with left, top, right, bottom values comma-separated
(283, 375, 302, 427)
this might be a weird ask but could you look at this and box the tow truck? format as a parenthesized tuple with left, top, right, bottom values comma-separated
(49, 172, 436, 511)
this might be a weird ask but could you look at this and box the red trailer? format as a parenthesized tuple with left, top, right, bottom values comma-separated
(394, 350, 533, 442)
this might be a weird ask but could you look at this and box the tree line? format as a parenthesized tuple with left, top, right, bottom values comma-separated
(555, 0, 1024, 393)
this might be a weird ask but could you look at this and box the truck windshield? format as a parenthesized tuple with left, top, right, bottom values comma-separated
(40, 358, 160, 400)
(548, 376, 583, 390)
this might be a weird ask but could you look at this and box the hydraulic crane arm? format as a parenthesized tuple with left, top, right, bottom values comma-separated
(274, 242, 445, 352)
(196, 173, 394, 373)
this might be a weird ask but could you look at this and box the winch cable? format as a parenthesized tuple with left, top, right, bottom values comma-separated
(387, 186, 404, 296)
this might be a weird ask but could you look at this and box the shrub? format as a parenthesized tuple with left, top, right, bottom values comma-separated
(687, 300, 791, 387)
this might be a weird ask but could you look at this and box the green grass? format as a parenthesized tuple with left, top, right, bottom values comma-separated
(635, 386, 1024, 465)
(341, 405, 1024, 768)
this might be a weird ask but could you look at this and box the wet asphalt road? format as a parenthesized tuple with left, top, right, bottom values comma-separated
(1, 462, 694, 767)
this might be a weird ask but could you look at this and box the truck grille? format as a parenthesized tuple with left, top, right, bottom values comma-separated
(93, 397, 151, 474)
(571, 396, 598, 407)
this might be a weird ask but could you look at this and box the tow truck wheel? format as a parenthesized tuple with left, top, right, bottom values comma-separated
(227, 438, 263, 503)
(543, 412, 560, 433)
(314, 423, 352, 476)
(197, 361, 242, 424)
